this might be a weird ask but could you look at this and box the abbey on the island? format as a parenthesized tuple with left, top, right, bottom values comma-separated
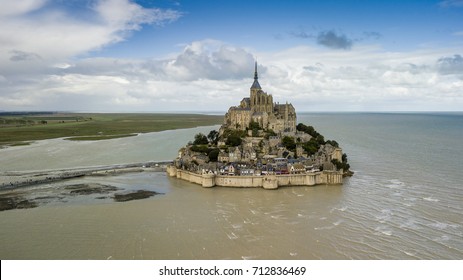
(167, 61, 352, 189)
(221, 62, 297, 134)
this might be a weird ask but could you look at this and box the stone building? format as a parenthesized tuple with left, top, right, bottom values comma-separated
(222, 62, 297, 134)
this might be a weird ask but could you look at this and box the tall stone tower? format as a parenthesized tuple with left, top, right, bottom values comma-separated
(250, 62, 273, 114)
(250, 61, 261, 95)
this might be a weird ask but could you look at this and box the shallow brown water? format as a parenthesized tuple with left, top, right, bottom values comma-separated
(0, 172, 349, 259)
(1, 114, 462, 259)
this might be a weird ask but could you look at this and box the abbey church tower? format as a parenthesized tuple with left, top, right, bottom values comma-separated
(250, 62, 273, 114)
(222, 62, 296, 134)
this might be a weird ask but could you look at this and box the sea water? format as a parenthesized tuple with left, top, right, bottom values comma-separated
(0, 113, 462, 259)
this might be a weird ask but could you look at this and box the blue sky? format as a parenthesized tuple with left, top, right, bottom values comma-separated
(0, 0, 462, 112)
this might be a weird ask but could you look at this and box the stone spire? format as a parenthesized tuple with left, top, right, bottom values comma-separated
(251, 61, 261, 89)
(254, 61, 258, 80)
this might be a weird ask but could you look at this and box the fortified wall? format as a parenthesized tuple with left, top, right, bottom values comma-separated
(166, 166, 342, 190)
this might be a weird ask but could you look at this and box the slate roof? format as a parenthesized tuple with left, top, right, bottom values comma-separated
(251, 79, 261, 89)
(251, 61, 262, 89)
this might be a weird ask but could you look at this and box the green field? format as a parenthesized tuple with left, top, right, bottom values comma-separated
(0, 113, 223, 145)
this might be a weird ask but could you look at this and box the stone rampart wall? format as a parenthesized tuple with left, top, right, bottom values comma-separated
(175, 169, 204, 185)
(216, 175, 263, 188)
(167, 166, 343, 189)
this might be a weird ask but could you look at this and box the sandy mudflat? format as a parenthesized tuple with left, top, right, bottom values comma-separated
(0, 167, 165, 212)
(1, 161, 169, 187)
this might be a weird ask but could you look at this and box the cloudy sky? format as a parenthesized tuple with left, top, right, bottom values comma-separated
(1, 0, 462, 112)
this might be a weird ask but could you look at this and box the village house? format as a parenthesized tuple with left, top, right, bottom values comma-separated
(228, 146, 242, 162)
(228, 164, 236, 175)
(242, 147, 257, 162)
(239, 168, 255, 176)
(289, 163, 306, 174)
(218, 151, 229, 163)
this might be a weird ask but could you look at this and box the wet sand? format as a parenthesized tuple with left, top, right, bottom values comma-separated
(0, 166, 166, 212)
(0, 162, 169, 189)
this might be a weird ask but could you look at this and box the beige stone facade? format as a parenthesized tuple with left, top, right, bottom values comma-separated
(222, 62, 297, 134)
(167, 165, 343, 189)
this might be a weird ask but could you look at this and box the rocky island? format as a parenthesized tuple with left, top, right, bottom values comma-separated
(167, 62, 351, 189)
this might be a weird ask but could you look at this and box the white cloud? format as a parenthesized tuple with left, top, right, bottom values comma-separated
(437, 54, 463, 74)
(257, 45, 463, 111)
(0, 0, 47, 17)
(161, 39, 256, 81)
(1, 32, 463, 112)
(94, 0, 180, 32)
(9, 50, 42, 61)
(0, 38, 260, 111)
(0, 0, 181, 76)
(60, 40, 256, 82)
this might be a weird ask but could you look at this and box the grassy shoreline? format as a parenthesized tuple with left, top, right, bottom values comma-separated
(0, 113, 223, 145)
(64, 133, 138, 141)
